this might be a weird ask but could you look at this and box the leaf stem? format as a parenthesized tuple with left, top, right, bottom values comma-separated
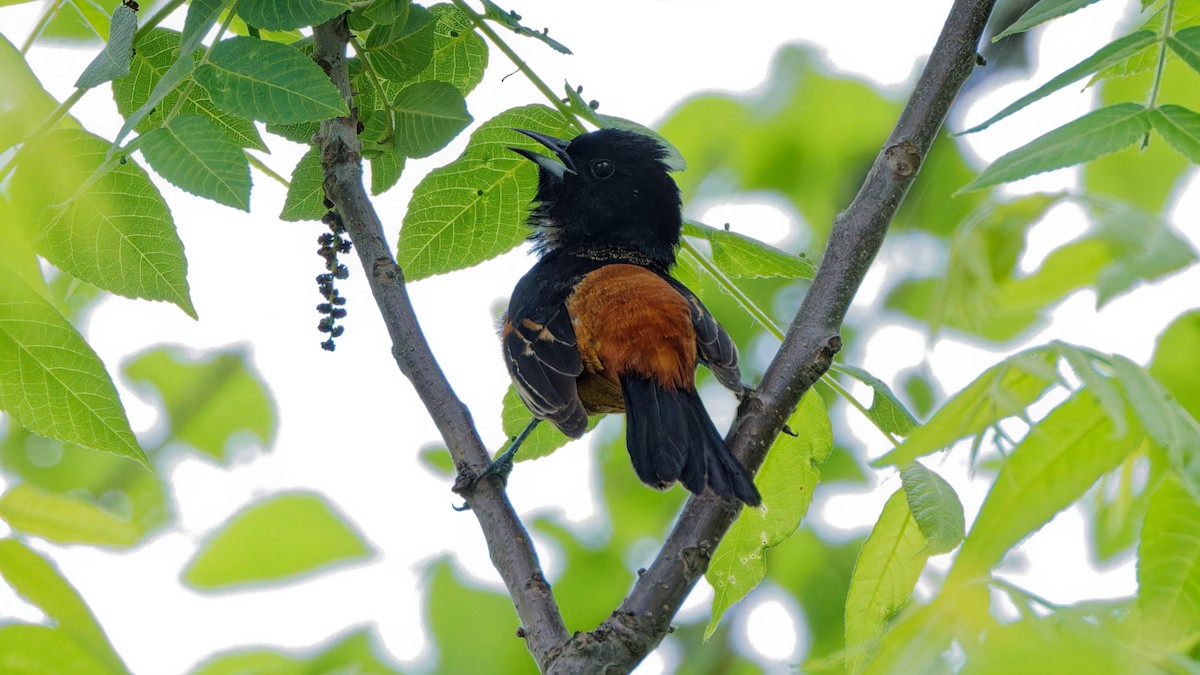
(246, 152, 289, 188)
(20, 0, 66, 53)
(448, 0, 585, 134)
(1144, 0, 1176, 147)
(348, 35, 396, 144)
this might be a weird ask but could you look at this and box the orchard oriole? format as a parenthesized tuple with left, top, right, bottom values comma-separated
(492, 127, 761, 506)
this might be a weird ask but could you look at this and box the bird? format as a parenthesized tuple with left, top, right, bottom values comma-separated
(487, 127, 761, 507)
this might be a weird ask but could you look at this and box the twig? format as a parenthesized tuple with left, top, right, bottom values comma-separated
(310, 15, 569, 670)
(546, 0, 996, 670)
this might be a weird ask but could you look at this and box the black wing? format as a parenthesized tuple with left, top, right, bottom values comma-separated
(502, 303, 589, 438)
(665, 279, 743, 393)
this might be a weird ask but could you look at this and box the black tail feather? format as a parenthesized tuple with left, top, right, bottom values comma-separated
(620, 377, 762, 506)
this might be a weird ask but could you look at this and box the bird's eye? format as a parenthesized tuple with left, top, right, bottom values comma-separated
(590, 159, 615, 179)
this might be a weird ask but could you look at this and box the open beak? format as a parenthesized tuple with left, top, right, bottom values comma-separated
(508, 129, 577, 179)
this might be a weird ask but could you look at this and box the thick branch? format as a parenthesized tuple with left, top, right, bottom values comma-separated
(311, 16, 569, 669)
(546, 1, 996, 671)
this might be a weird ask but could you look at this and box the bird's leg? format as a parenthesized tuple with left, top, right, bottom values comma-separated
(478, 419, 541, 486)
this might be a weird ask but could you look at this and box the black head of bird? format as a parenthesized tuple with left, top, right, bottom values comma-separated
(510, 128, 683, 267)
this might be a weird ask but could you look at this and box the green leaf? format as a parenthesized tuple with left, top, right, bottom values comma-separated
(1109, 356, 1200, 497)
(875, 347, 1059, 467)
(280, 146, 327, 222)
(398, 105, 573, 280)
(237, 0, 351, 30)
(1080, 195, 1197, 307)
(73, 5, 137, 89)
(499, 385, 599, 462)
(38, 0, 108, 45)
(0, 483, 139, 547)
(962, 613, 1150, 674)
(480, 0, 571, 54)
(192, 628, 402, 675)
(959, 31, 1158, 135)
(194, 37, 349, 124)
(706, 391, 832, 637)
(831, 363, 919, 437)
(1149, 310, 1200, 421)
(12, 129, 194, 316)
(961, 103, 1151, 192)
(947, 388, 1144, 582)
(410, 3, 488, 95)
(183, 491, 372, 590)
(390, 80, 472, 158)
(0, 35, 63, 154)
(843, 489, 928, 675)
(900, 462, 965, 555)
(363, 4, 435, 82)
(1167, 25, 1200, 74)
(682, 221, 814, 280)
(0, 624, 111, 675)
(0, 539, 126, 673)
(370, 151, 406, 195)
(1150, 104, 1200, 163)
(113, 28, 266, 151)
(994, 0, 1103, 40)
(1137, 475, 1200, 647)
(123, 347, 277, 464)
(139, 114, 252, 210)
(0, 227, 148, 468)
(426, 559, 537, 674)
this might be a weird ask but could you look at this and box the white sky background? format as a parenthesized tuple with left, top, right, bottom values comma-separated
(2, 0, 1199, 673)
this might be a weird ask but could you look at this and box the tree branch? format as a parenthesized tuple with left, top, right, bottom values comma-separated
(546, 0, 997, 671)
(311, 16, 569, 669)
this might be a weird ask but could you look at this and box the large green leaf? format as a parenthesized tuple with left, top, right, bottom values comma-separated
(363, 4, 435, 82)
(1150, 104, 1200, 163)
(183, 491, 372, 590)
(0, 539, 127, 674)
(12, 129, 194, 316)
(0, 483, 140, 547)
(398, 105, 574, 280)
(73, 4, 137, 89)
(237, 0, 352, 30)
(1137, 475, 1200, 647)
(139, 114, 252, 210)
(1167, 25, 1200, 74)
(994, 0, 1103, 40)
(390, 80, 472, 157)
(0, 624, 111, 675)
(706, 391, 832, 636)
(961, 103, 1151, 192)
(194, 37, 349, 124)
(280, 146, 327, 222)
(900, 462, 965, 555)
(124, 346, 277, 464)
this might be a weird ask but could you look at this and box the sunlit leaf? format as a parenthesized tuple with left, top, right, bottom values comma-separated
(410, 3, 488, 95)
(280, 146, 326, 222)
(901, 462, 965, 555)
(370, 151, 406, 195)
(0, 483, 139, 547)
(961, 613, 1150, 674)
(139, 114, 251, 210)
(0, 624, 111, 675)
(831, 364, 918, 437)
(0, 34, 63, 154)
(74, 5, 137, 89)
(390, 80, 472, 158)
(192, 628, 401, 675)
(1149, 310, 1200, 420)
(682, 221, 815, 280)
(1137, 475, 1200, 647)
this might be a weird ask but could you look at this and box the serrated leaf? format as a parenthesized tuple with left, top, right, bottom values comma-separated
(183, 491, 372, 590)
(1137, 475, 1200, 646)
(961, 103, 1151, 192)
(280, 146, 326, 222)
(1150, 104, 1200, 163)
(0, 483, 139, 547)
(363, 4, 435, 81)
(959, 31, 1158, 135)
(995, 0, 1103, 40)
(113, 28, 265, 151)
(831, 363, 919, 437)
(391, 80, 472, 157)
(844, 489, 928, 675)
(0, 217, 148, 469)
(398, 105, 573, 280)
(875, 347, 1059, 467)
(0, 624, 111, 675)
(480, 0, 572, 54)
(73, 5, 137, 89)
(682, 220, 814, 280)
(1168, 25, 1200, 74)
(410, 3, 487, 95)
(370, 151, 406, 195)
(499, 385, 599, 462)
(124, 347, 277, 464)
(195, 37, 348, 124)
(12, 129, 194, 316)
(706, 391, 832, 637)
(947, 388, 1144, 581)
(139, 114, 251, 210)
(0, 539, 126, 673)
(237, 0, 351, 31)
(900, 462, 965, 555)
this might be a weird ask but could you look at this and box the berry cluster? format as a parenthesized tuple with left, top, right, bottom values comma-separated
(316, 211, 351, 351)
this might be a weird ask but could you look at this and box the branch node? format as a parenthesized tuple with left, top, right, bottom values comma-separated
(885, 142, 921, 178)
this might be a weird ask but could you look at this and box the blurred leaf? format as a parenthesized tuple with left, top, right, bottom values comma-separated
(425, 558, 537, 674)
(113, 28, 266, 151)
(391, 80, 472, 158)
(410, 4, 488, 96)
(237, 0, 351, 31)
(1137, 475, 1200, 647)
(961, 103, 1151, 192)
(831, 363, 919, 437)
(1168, 25, 1200, 73)
(960, 613, 1151, 674)
(0, 624, 110, 675)
(194, 37, 348, 123)
(398, 105, 573, 280)
(682, 221, 815, 280)
(281, 146, 326, 222)
(1150, 104, 1200, 163)
(481, 0, 571, 54)
(12, 129, 194, 317)
(191, 627, 402, 675)
(0, 539, 127, 673)
(499, 384, 599, 463)
(183, 492, 372, 590)
(38, 0, 108, 45)
(994, 0, 1103, 40)
(533, 518, 630, 630)
(770, 526, 866, 660)
(73, 5, 137, 89)
(1081, 195, 1196, 307)
(1149, 310, 1200, 420)
(844, 489, 927, 674)
(123, 346, 277, 464)
(1110, 355, 1200, 497)
(902, 371, 936, 418)
(960, 32, 1158, 135)
(139, 114, 252, 210)
(1088, 454, 1156, 563)
(948, 388, 1144, 582)
(875, 347, 1059, 467)
(707, 391, 832, 636)
(0, 483, 139, 547)
(901, 462, 965, 555)
(597, 423, 686, 548)
(0, 34, 64, 154)
(417, 444, 454, 477)
(363, 5, 435, 82)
